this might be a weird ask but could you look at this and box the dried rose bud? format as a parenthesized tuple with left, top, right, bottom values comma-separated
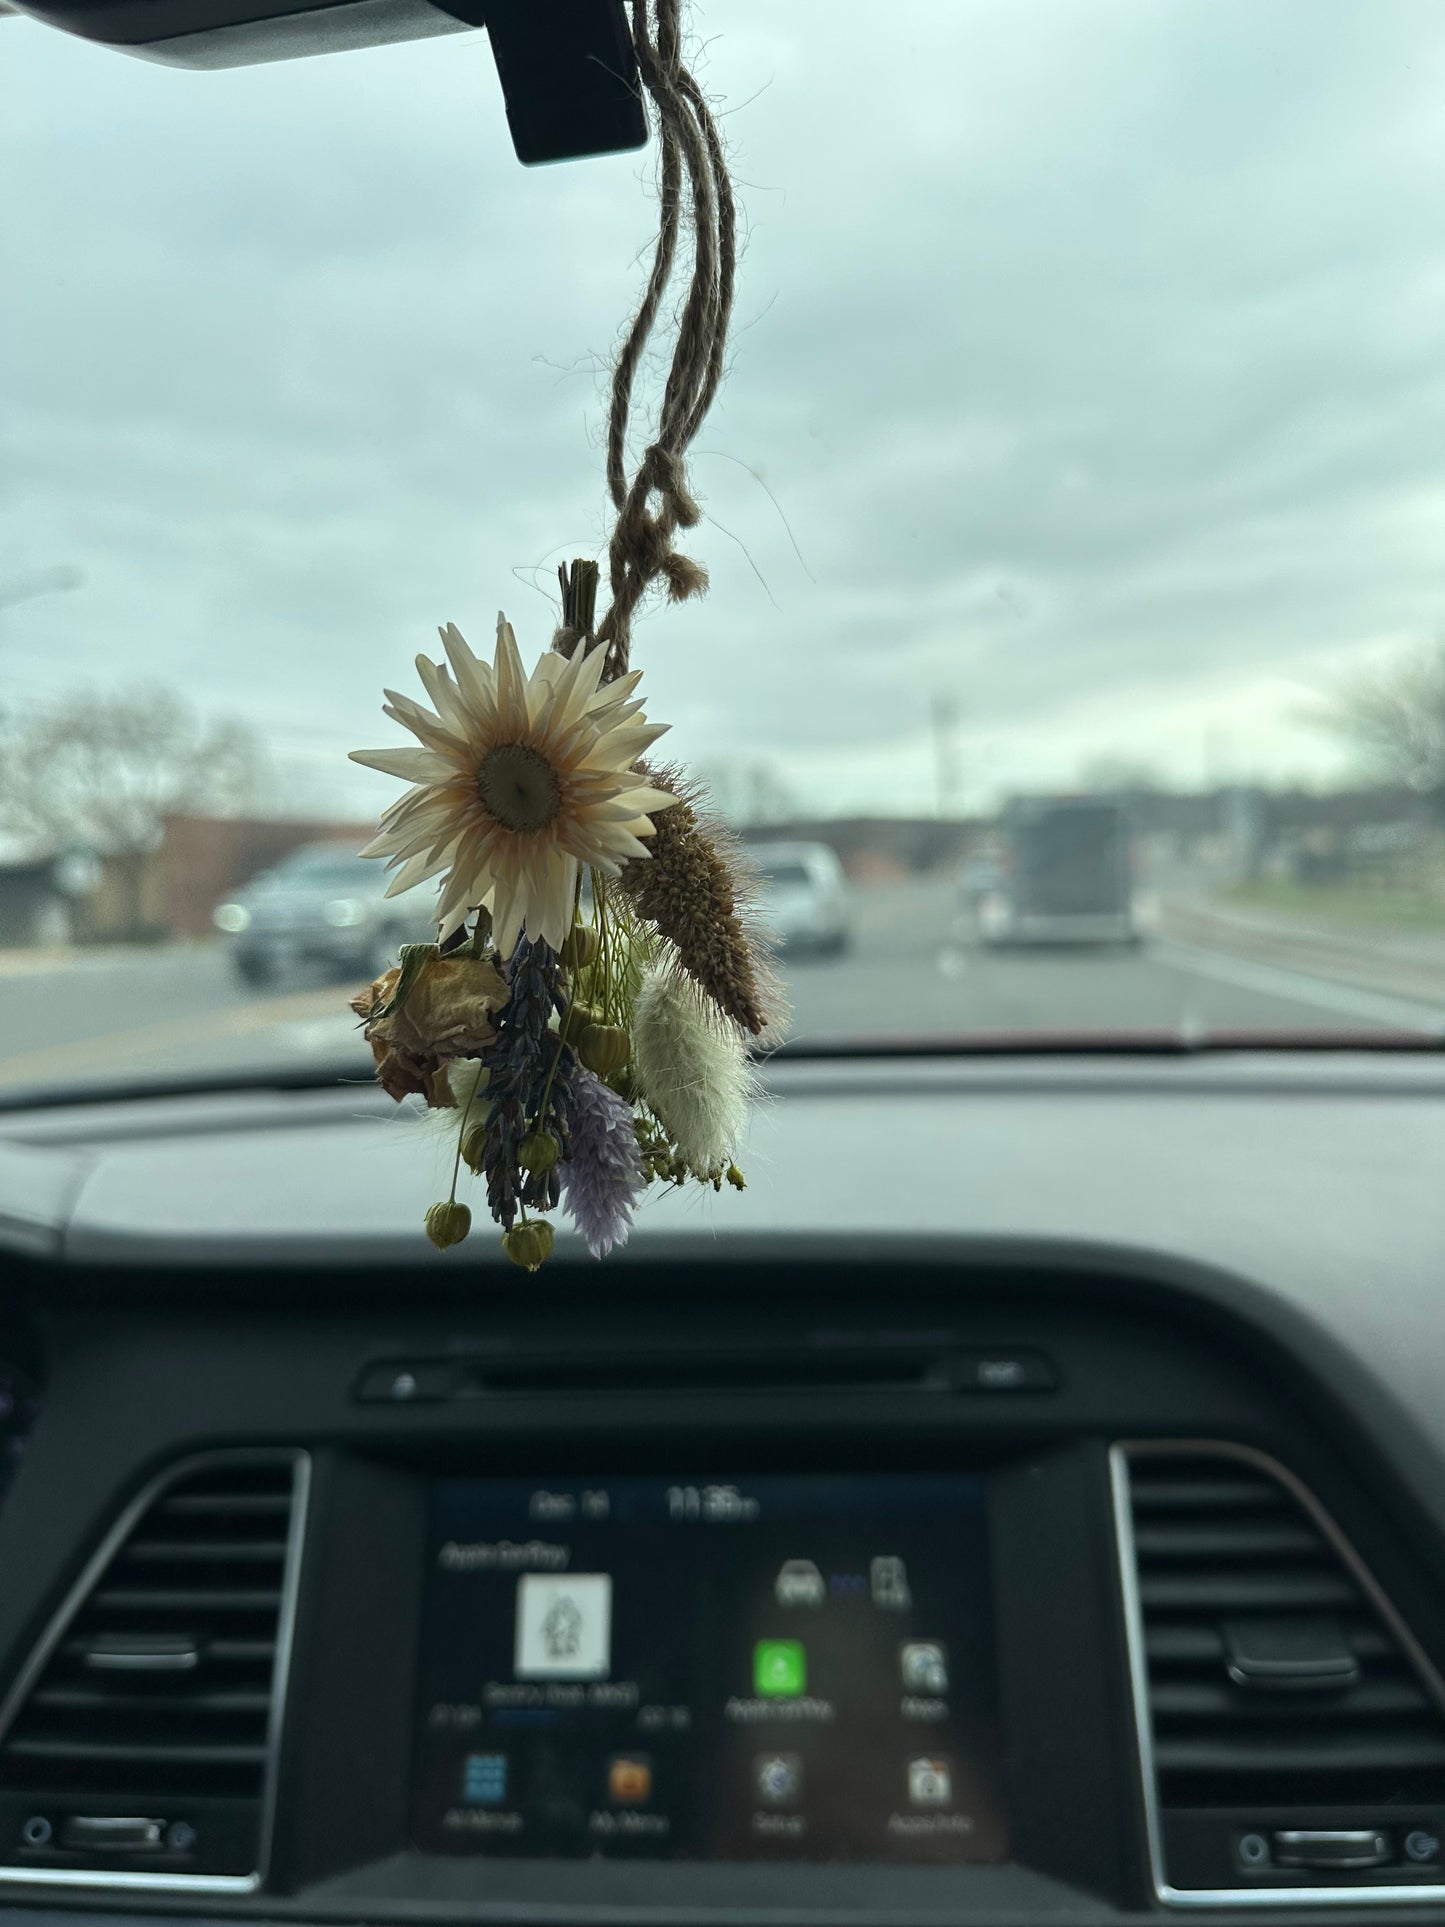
(502, 1219, 555, 1271)
(424, 1200, 471, 1250)
(355, 952, 507, 1109)
(518, 1132, 560, 1175)
(578, 1023, 631, 1079)
(349, 971, 397, 1023)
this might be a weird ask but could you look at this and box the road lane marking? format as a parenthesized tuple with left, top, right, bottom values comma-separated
(271, 1018, 360, 1055)
(0, 985, 359, 1087)
(935, 913, 976, 982)
(0, 944, 227, 981)
(1151, 938, 1445, 1035)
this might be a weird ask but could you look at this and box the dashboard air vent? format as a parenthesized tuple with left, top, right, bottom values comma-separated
(1115, 1443, 1445, 1898)
(0, 1451, 308, 1889)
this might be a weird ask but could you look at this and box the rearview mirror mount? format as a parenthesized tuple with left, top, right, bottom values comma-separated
(6, 0, 647, 165)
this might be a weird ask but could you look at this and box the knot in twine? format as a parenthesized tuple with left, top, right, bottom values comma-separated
(552, 0, 736, 682)
(610, 443, 707, 607)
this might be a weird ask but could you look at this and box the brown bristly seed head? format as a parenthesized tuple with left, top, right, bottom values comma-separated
(615, 762, 784, 1039)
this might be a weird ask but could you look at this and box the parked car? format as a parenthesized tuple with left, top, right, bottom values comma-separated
(212, 841, 434, 986)
(750, 841, 850, 956)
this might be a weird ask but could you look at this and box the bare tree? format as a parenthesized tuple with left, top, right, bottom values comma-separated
(694, 757, 801, 827)
(1077, 752, 1163, 795)
(1326, 641, 1445, 805)
(0, 688, 271, 930)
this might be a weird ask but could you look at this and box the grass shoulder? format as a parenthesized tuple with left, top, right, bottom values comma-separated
(1219, 877, 1445, 931)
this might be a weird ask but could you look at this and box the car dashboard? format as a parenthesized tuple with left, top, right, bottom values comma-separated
(0, 1051, 1443, 1927)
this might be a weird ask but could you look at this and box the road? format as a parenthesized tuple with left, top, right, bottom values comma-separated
(0, 877, 1442, 1094)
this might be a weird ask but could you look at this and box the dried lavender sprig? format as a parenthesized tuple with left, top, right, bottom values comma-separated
(560, 1068, 648, 1257)
(478, 938, 573, 1231)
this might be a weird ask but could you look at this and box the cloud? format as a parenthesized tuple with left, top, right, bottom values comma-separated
(4, 0, 1444, 812)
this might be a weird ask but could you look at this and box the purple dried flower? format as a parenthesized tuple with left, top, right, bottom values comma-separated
(478, 937, 572, 1231)
(560, 1068, 647, 1258)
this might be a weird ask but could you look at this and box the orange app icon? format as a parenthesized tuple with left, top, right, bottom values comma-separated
(608, 1754, 653, 1805)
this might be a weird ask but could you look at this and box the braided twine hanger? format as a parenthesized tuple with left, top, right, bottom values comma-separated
(552, 0, 736, 682)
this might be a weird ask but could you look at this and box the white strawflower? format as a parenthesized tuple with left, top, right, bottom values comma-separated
(632, 962, 758, 1175)
(351, 615, 674, 954)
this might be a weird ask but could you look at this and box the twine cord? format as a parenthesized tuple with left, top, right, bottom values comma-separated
(553, 0, 736, 681)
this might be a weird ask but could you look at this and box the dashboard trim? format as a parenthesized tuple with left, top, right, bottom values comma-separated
(1111, 1438, 1445, 1909)
(0, 1446, 311, 1899)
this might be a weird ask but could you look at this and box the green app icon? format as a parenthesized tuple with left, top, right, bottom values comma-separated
(754, 1639, 806, 1697)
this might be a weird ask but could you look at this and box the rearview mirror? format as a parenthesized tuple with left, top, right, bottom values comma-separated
(4, 0, 647, 164)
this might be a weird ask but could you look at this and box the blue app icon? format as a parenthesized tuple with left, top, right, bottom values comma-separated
(462, 1752, 508, 1806)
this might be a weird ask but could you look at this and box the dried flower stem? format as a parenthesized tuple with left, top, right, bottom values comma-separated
(447, 1068, 484, 1207)
(530, 1016, 571, 1152)
(594, 875, 620, 1025)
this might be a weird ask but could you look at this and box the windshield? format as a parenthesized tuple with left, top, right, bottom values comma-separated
(4, 0, 1445, 1096)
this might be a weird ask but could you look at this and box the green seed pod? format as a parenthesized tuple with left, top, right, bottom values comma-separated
(578, 1022, 631, 1079)
(726, 1163, 746, 1191)
(561, 924, 600, 969)
(460, 1124, 488, 1174)
(518, 1131, 560, 1175)
(562, 999, 604, 1040)
(424, 1200, 471, 1251)
(502, 1218, 555, 1272)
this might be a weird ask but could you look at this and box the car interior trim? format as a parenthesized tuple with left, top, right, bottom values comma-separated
(0, 1447, 311, 1898)
(1111, 1437, 1445, 1909)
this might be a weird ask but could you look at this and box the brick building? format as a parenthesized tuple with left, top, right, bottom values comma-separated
(159, 814, 376, 938)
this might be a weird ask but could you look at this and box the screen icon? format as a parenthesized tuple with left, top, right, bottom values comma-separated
(908, 1757, 953, 1807)
(755, 1752, 803, 1806)
(900, 1641, 949, 1694)
(870, 1556, 911, 1610)
(774, 1559, 826, 1608)
(754, 1639, 807, 1697)
(514, 1573, 613, 1679)
(462, 1753, 509, 1806)
(607, 1754, 653, 1805)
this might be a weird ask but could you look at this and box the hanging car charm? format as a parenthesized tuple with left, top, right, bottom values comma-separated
(348, 0, 778, 1268)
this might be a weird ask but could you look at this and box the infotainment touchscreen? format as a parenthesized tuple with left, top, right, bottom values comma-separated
(411, 1472, 1008, 1863)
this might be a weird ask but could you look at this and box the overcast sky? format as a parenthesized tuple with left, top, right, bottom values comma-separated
(4, 0, 1444, 819)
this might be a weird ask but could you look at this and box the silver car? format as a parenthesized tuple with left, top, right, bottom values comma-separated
(751, 841, 850, 957)
(212, 842, 433, 986)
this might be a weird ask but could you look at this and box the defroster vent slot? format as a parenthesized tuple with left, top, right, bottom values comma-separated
(465, 1349, 942, 1395)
